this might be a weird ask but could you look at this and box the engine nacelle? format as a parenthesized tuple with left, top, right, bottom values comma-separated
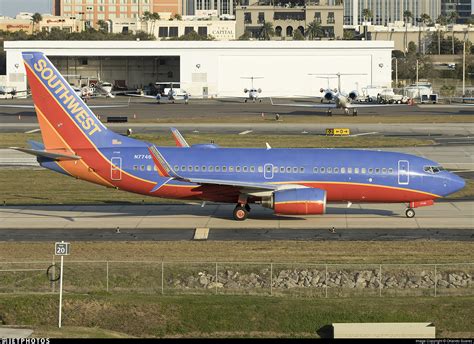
(348, 90, 358, 100)
(244, 88, 249, 93)
(262, 188, 326, 215)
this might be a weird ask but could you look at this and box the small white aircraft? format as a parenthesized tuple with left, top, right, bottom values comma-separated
(0, 87, 29, 99)
(127, 82, 190, 104)
(242, 76, 263, 103)
(271, 73, 406, 116)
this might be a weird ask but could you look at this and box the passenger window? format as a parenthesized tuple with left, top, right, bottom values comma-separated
(202, 166, 207, 172)
(215, 166, 220, 172)
(361, 168, 366, 174)
(209, 166, 214, 172)
(388, 168, 393, 174)
(147, 165, 152, 171)
(327, 167, 332, 173)
(181, 165, 186, 171)
(188, 165, 193, 171)
(258, 166, 263, 173)
(236, 166, 241, 172)
(300, 167, 305, 173)
(133, 165, 138, 171)
(313, 167, 318, 173)
(369, 168, 373, 174)
(341, 167, 346, 173)
(293, 167, 298, 173)
(195, 166, 200, 171)
(382, 168, 387, 174)
(320, 167, 325, 173)
(280, 166, 285, 173)
(286, 167, 291, 173)
(222, 166, 227, 172)
(229, 166, 234, 172)
(243, 166, 248, 172)
(273, 166, 278, 172)
(354, 168, 359, 174)
(174, 165, 179, 171)
(334, 167, 339, 173)
(250, 166, 255, 172)
(140, 165, 145, 171)
(375, 168, 380, 174)
(153, 165, 157, 171)
(265, 165, 271, 172)
(347, 167, 352, 173)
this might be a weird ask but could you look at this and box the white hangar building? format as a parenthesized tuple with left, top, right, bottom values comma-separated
(4, 40, 393, 98)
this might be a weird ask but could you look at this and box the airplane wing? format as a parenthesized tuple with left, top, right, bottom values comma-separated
(125, 93, 158, 99)
(147, 144, 309, 195)
(270, 98, 337, 108)
(346, 103, 408, 108)
(0, 102, 130, 109)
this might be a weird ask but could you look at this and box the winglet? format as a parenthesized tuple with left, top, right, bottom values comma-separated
(148, 145, 178, 178)
(170, 127, 190, 147)
(265, 142, 271, 150)
(269, 97, 274, 105)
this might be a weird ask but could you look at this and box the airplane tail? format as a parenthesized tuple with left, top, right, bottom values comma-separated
(22, 52, 117, 152)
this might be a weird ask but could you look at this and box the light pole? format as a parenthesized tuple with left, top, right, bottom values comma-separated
(463, 27, 468, 97)
(416, 59, 420, 102)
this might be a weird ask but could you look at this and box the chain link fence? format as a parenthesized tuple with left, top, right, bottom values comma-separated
(0, 260, 472, 298)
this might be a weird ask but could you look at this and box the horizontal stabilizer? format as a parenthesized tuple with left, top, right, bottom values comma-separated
(11, 147, 81, 161)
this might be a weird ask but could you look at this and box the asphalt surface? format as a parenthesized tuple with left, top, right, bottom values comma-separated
(1, 97, 474, 124)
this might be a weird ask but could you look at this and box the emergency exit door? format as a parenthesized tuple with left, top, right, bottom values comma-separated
(111, 157, 122, 181)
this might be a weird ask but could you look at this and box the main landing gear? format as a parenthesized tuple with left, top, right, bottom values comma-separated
(233, 204, 250, 221)
(352, 109, 358, 116)
(326, 109, 332, 116)
(405, 208, 415, 218)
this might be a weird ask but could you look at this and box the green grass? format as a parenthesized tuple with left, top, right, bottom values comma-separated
(0, 293, 472, 338)
(0, 132, 434, 149)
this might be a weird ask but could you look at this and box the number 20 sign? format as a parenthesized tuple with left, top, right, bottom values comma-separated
(55, 242, 70, 256)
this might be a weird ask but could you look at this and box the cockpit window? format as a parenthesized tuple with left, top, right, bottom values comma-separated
(424, 166, 443, 174)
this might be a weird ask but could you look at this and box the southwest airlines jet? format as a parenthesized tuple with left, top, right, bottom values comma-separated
(16, 52, 465, 221)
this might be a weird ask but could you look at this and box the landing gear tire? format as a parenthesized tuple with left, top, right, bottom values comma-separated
(259, 99, 262, 103)
(244, 99, 247, 103)
(233, 205, 248, 221)
(353, 110, 358, 116)
(326, 110, 332, 116)
(405, 208, 415, 218)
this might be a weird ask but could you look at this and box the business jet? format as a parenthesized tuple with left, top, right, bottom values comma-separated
(0, 87, 29, 99)
(242, 76, 263, 103)
(127, 82, 190, 104)
(271, 73, 406, 116)
(15, 52, 465, 221)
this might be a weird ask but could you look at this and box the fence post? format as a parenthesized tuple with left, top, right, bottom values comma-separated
(325, 264, 328, 298)
(215, 262, 218, 295)
(434, 264, 437, 297)
(379, 264, 382, 297)
(161, 260, 164, 295)
(270, 263, 273, 296)
(106, 261, 109, 293)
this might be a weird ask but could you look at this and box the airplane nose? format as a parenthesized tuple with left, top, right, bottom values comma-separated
(449, 173, 466, 194)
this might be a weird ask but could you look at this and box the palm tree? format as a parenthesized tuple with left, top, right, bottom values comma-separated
(435, 15, 448, 55)
(305, 20, 323, 40)
(403, 10, 413, 54)
(418, 13, 431, 54)
(97, 20, 108, 32)
(448, 11, 458, 54)
(259, 22, 274, 40)
(361, 9, 373, 40)
(31, 12, 42, 33)
(141, 11, 160, 35)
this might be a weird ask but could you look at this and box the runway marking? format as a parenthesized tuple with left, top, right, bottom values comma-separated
(349, 131, 378, 137)
(446, 141, 474, 144)
(24, 128, 40, 134)
(239, 130, 253, 135)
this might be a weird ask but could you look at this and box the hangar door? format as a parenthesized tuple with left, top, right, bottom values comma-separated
(217, 55, 372, 97)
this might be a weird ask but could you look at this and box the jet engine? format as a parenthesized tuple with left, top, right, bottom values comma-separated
(348, 90, 358, 100)
(244, 88, 249, 93)
(257, 88, 262, 93)
(261, 188, 326, 215)
(320, 88, 334, 101)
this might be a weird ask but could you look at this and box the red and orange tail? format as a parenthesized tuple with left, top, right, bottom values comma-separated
(22, 52, 111, 153)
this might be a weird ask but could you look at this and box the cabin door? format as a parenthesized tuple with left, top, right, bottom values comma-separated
(111, 157, 122, 181)
(264, 163, 274, 179)
(398, 160, 409, 185)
